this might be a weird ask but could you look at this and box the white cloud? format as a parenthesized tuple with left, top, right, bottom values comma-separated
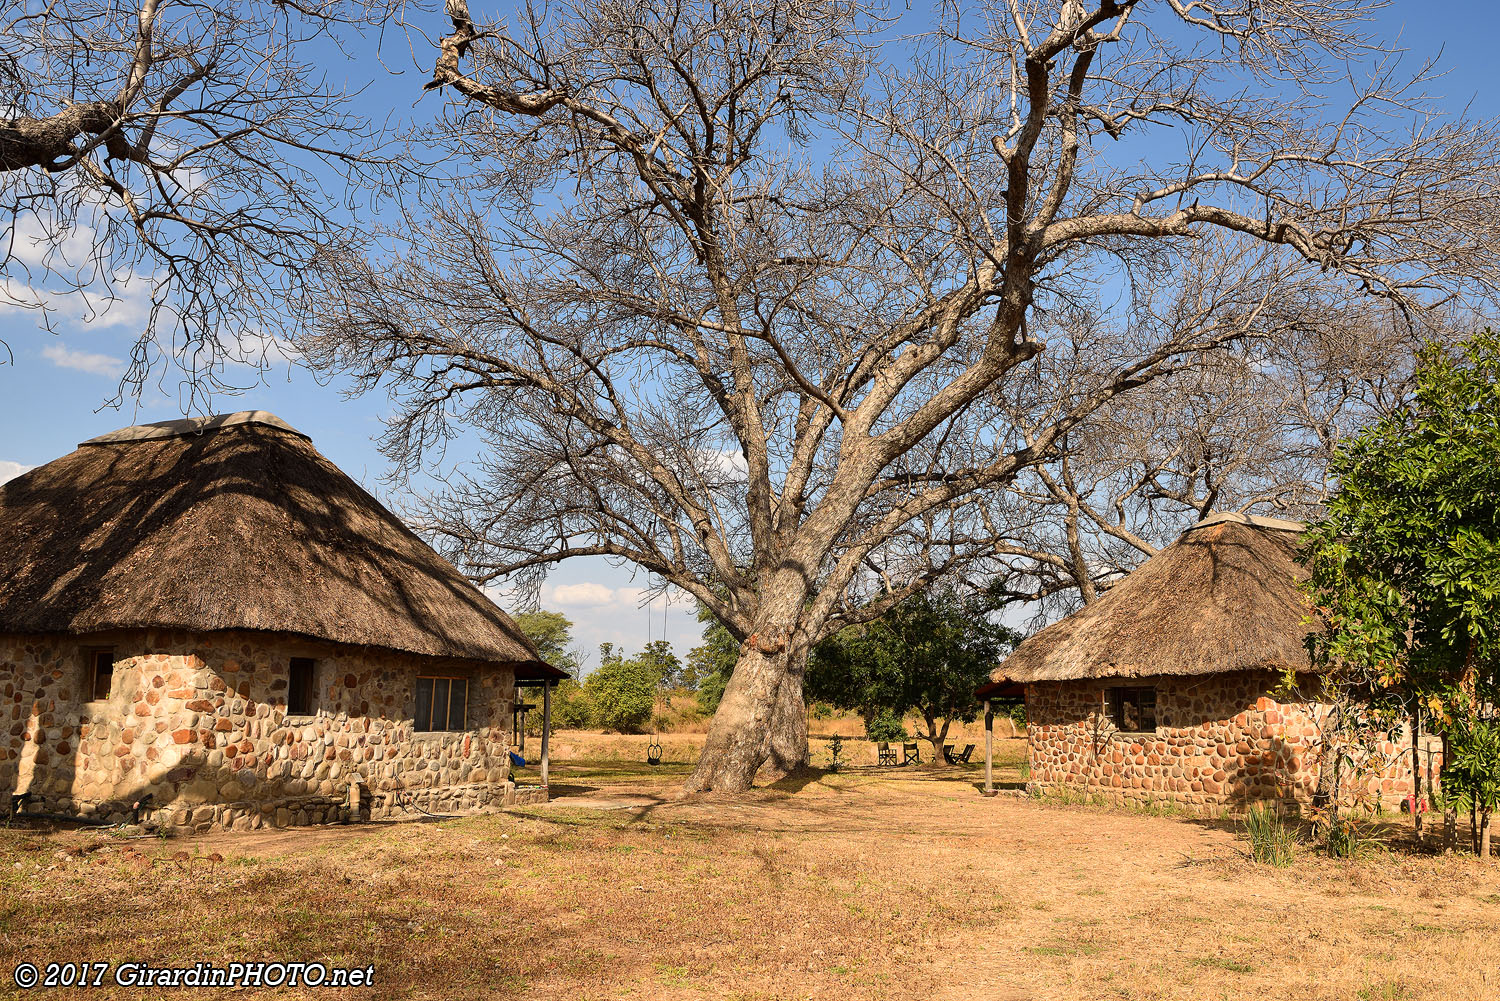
(6, 214, 100, 272)
(713, 447, 749, 476)
(75, 277, 155, 332)
(0, 461, 33, 484)
(42, 342, 126, 378)
(549, 581, 618, 607)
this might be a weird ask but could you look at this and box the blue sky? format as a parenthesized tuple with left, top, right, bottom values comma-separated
(1, 2, 1493, 670)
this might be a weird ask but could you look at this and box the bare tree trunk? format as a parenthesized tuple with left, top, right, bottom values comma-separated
(684, 641, 791, 793)
(924, 714, 952, 764)
(1482, 810, 1493, 860)
(758, 666, 810, 783)
(686, 580, 814, 792)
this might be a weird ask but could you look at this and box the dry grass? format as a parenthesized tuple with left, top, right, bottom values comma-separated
(543, 716, 1023, 765)
(1, 742, 1497, 1001)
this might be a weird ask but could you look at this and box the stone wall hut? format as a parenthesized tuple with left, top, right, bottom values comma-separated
(979, 512, 1439, 812)
(0, 412, 566, 832)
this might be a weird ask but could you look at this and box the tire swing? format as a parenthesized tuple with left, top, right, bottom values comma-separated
(645, 578, 665, 767)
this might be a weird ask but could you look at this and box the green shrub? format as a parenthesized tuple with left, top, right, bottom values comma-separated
(827, 734, 845, 772)
(1243, 803, 1295, 867)
(865, 709, 908, 743)
(1443, 717, 1500, 847)
(1325, 817, 1360, 859)
(550, 679, 593, 729)
(696, 668, 729, 715)
(584, 657, 657, 733)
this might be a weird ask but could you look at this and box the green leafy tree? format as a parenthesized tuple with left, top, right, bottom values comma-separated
(583, 642, 662, 733)
(637, 639, 686, 691)
(511, 609, 584, 679)
(864, 709, 909, 744)
(512, 609, 590, 727)
(1302, 330, 1500, 856)
(688, 607, 740, 715)
(807, 589, 1019, 762)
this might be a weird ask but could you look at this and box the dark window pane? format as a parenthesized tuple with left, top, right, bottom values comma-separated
(1138, 688, 1157, 730)
(447, 679, 468, 731)
(91, 649, 114, 701)
(432, 679, 451, 731)
(1108, 686, 1157, 732)
(415, 677, 434, 731)
(288, 658, 315, 715)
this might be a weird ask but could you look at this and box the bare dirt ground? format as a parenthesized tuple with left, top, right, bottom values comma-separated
(1, 743, 1497, 1001)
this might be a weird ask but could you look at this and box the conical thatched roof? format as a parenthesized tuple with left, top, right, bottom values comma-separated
(0, 412, 561, 678)
(990, 513, 1314, 684)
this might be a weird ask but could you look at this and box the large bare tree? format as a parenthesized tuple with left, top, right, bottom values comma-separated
(0, 0, 390, 399)
(307, 0, 1500, 792)
(987, 301, 1433, 617)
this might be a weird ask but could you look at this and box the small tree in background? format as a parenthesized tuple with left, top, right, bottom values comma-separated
(863, 709, 909, 744)
(687, 609, 740, 715)
(583, 643, 663, 734)
(511, 609, 586, 679)
(636, 640, 687, 692)
(513, 608, 591, 729)
(1302, 330, 1500, 856)
(808, 590, 1019, 762)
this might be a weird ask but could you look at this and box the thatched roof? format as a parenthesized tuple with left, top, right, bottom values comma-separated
(0, 412, 562, 678)
(989, 513, 1314, 685)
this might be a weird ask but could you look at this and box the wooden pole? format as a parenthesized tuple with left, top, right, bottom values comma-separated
(540, 681, 552, 789)
(983, 700, 996, 797)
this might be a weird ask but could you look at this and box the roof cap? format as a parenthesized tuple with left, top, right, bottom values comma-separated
(80, 411, 309, 447)
(1185, 511, 1305, 534)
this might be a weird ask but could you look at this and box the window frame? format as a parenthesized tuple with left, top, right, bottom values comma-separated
(83, 646, 116, 702)
(287, 657, 317, 716)
(1105, 685, 1158, 734)
(414, 674, 470, 732)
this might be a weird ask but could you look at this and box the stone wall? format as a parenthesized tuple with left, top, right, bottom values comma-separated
(2, 629, 546, 832)
(1026, 670, 1441, 813)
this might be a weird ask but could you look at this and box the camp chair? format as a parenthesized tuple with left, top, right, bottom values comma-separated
(943, 743, 976, 765)
(876, 741, 898, 766)
(901, 742, 920, 765)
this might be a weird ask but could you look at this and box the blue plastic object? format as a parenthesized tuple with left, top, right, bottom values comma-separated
(508, 751, 526, 768)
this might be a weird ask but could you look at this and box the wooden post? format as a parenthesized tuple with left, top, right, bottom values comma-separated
(983, 700, 996, 797)
(540, 681, 552, 789)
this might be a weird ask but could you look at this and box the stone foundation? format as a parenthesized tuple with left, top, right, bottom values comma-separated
(2, 629, 548, 833)
(1026, 671, 1441, 813)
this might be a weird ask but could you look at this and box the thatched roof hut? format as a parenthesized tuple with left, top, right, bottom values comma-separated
(0, 411, 559, 678)
(988, 512, 1313, 686)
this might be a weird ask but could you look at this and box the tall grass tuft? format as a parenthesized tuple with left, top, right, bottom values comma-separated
(1243, 803, 1296, 867)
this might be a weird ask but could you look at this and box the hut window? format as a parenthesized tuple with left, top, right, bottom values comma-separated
(1106, 686, 1157, 732)
(287, 658, 316, 715)
(415, 676, 469, 732)
(85, 647, 115, 701)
